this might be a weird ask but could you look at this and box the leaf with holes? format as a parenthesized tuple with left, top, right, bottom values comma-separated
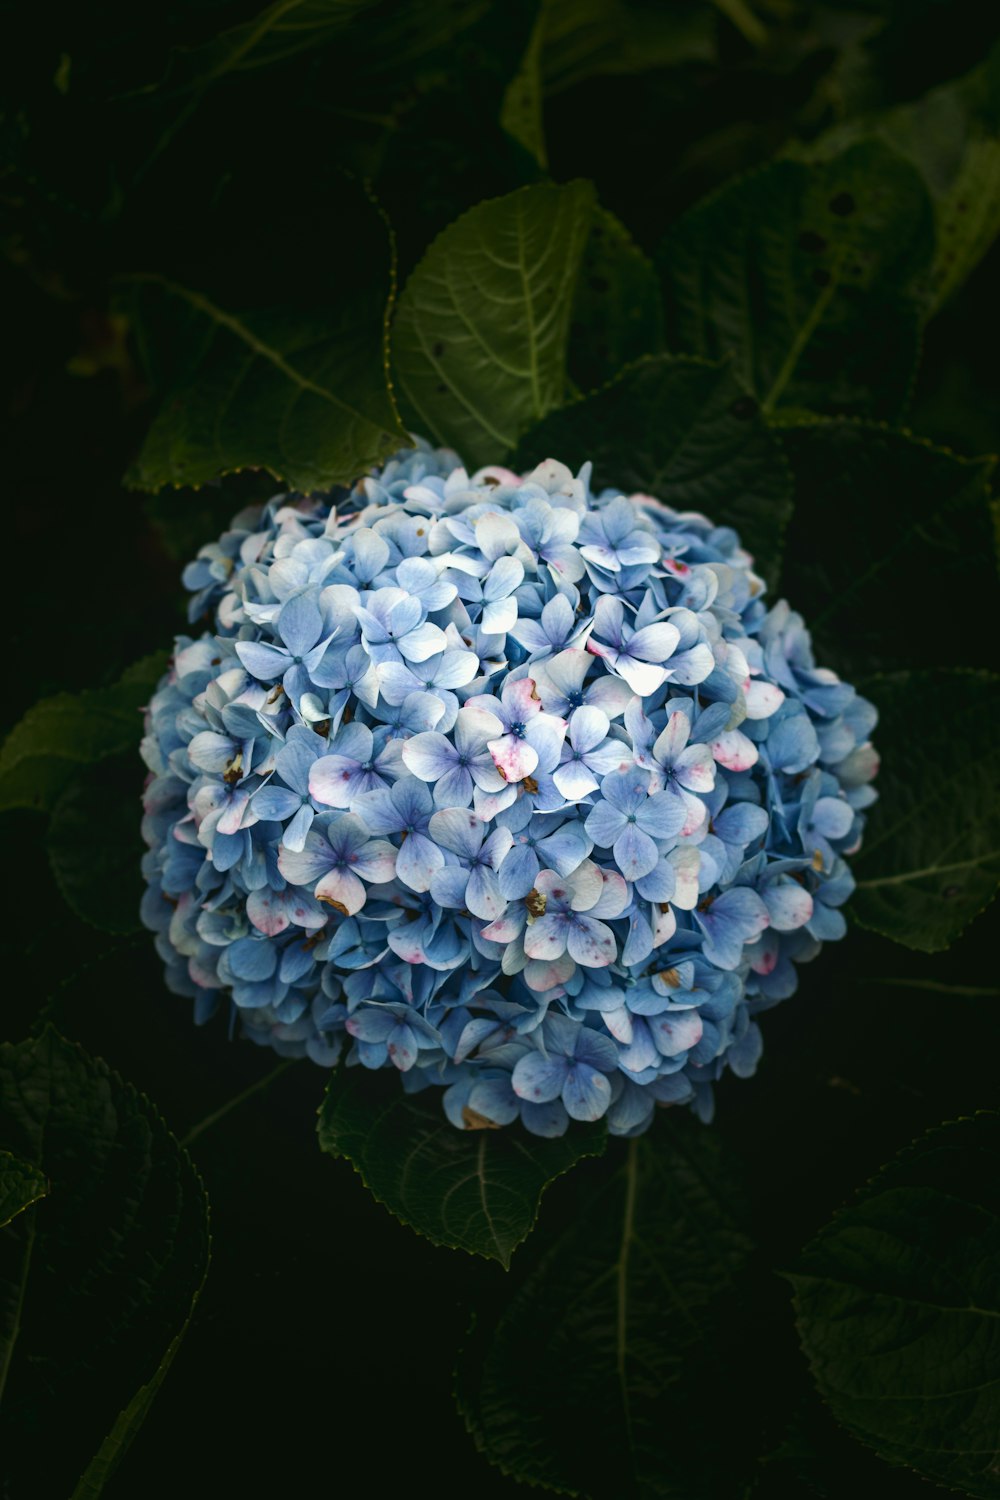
(799, 40, 1000, 313)
(852, 670, 1000, 952)
(317, 1065, 605, 1265)
(569, 206, 664, 393)
(0, 1151, 47, 1228)
(658, 141, 934, 420)
(789, 1113, 1000, 1499)
(777, 418, 998, 675)
(511, 353, 792, 587)
(455, 1125, 766, 1498)
(0, 653, 166, 814)
(0, 1028, 210, 1497)
(392, 180, 595, 467)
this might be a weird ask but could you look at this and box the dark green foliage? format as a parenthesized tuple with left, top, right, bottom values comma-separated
(3, 4, 1000, 1496)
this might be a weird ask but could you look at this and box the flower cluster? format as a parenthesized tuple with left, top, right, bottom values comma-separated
(140, 441, 878, 1136)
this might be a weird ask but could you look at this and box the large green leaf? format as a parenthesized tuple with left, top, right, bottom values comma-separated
(47, 757, 146, 935)
(392, 179, 595, 467)
(0, 653, 166, 814)
(511, 353, 793, 587)
(568, 206, 664, 393)
(777, 418, 998, 675)
(658, 141, 935, 419)
(125, 282, 408, 494)
(456, 1125, 761, 1498)
(789, 1113, 1000, 1499)
(0, 1152, 47, 1229)
(0, 1028, 210, 1498)
(799, 40, 1000, 313)
(851, 670, 1000, 952)
(317, 1065, 605, 1266)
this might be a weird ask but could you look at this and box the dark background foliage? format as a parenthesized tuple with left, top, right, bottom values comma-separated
(1, 2, 998, 1496)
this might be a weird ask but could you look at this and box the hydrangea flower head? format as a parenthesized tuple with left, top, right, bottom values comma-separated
(141, 440, 878, 1136)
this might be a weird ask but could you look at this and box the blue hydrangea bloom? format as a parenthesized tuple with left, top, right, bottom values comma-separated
(140, 440, 878, 1135)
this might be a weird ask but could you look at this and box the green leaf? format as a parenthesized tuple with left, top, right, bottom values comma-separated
(0, 653, 167, 814)
(317, 1065, 605, 1266)
(125, 280, 408, 494)
(391, 179, 595, 467)
(799, 40, 1000, 313)
(0, 1028, 210, 1498)
(568, 206, 664, 393)
(0, 1152, 47, 1229)
(658, 141, 935, 420)
(777, 418, 998, 675)
(540, 0, 716, 95)
(500, 5, 548, 168)
(789, 1113, 1000, 1499)
(456, 1126, 760, 1498)
(511, 353, 793, 588)
(47, 757, 145, 935)
(851, 670, 1000, 952)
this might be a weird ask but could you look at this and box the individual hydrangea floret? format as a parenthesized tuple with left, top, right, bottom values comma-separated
(140, 439, 878, 1135)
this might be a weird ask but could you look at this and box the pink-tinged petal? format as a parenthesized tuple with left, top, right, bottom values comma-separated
(489, 734, 539, 783)
(523, 913, 569, 960)
(309, 754, 359, 807)
(566, 916, 615, 967)
(564, 859, 605, 910)
(505, 676, 544, 721)
(246, 887, 291, 936)
(352, 839, 399, 883)
(479, 909, 526, 944)
(650, 1010, 703, 1058)
(589, 867, 629, 919)
(314, 866, 366, 915)
(763, 881, 814, 931)
(523, 952, 575, 992)
(653, 711, 690, 765)
(668, 847, 701, 910)
(749, 930, 780, 975)
(673, 743, 715, 793)
(679, 789, 708, 838)
(711, 730, 759, 771)
(838, 741, 879, 787)
(744, 679, 785, 719)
